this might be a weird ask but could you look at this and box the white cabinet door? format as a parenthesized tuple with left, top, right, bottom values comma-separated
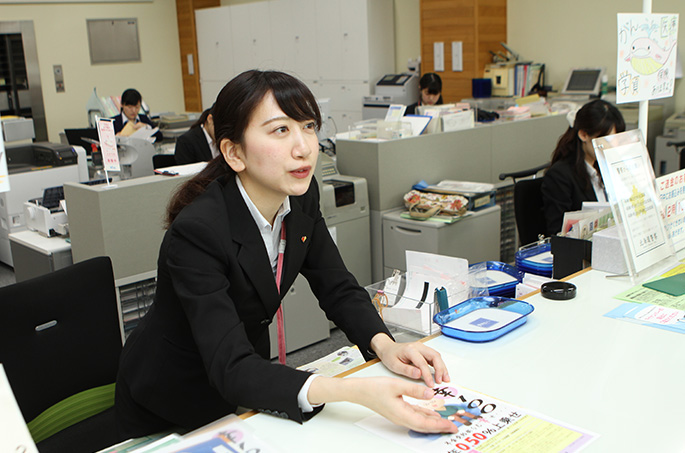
(268, 0, 318, 80)
(230, 2, 275, 74)
(315, 0, 343, 80)
(195, 7, 234, 82)
(339, 0, 369, 81)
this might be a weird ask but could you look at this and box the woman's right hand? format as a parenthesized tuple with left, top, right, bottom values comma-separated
(307, 376, 459, 434)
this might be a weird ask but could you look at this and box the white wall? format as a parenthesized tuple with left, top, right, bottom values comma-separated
(1, 0, 184, 142)
(508, 0, 685, 113)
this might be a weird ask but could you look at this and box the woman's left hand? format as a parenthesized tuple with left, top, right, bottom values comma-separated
(370, 333, 450, 388)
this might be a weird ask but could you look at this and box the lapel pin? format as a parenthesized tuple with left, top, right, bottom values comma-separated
(301, 236, 307, 243)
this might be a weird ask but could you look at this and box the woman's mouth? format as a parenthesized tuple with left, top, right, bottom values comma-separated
(290, 166, 311, 179)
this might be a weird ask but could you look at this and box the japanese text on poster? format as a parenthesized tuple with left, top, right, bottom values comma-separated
(96, 117, 120, 172)
(617, 13, 679, 103)
(357, 385, 597, 452)
(602, 141, 672, 272)
(656, 169, 685, 252)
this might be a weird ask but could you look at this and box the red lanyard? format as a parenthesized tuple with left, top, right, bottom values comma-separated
(275, 222, 286, 365)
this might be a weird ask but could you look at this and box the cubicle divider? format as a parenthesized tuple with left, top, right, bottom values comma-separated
(336, 114, 569, 280)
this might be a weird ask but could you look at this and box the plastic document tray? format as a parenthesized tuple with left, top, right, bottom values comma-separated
(515, 242, 553, 277)
(433, 296, 534, 342)
(470, 261, 524, 297)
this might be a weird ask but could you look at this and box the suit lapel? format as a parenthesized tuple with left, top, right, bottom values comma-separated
(281, 195, 315, 294)
(222, 177, 281, 316)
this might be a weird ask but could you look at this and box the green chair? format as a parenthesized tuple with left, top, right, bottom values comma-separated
(0, 256, 123, 452)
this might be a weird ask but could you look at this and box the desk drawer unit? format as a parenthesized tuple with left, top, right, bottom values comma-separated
(382, 206, 501, 275)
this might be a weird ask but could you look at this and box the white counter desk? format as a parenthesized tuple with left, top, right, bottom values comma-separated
(242, 268, 685, 452)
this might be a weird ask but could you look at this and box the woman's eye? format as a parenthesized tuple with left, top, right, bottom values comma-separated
(304, 121, 316, 130)
(274, 126, 288, 134)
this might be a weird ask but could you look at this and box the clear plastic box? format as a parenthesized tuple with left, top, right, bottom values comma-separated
(365, 273, 439, 337)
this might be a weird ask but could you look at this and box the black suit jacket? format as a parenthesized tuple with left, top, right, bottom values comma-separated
(541, 157, 597, 236)
(115, 175, 390, 437)
(174, 126, 213, 165)
(111, 113, 163, 142)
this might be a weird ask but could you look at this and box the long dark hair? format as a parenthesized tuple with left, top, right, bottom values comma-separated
(165, 70, 322, 227)
(190, 106, 213, 129)
(548, 99, 625, 190)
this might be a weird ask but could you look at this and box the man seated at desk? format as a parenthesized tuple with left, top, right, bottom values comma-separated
(111, 88, 163, 143)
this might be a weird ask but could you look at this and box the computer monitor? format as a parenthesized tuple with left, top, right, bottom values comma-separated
(561, 68, 604, 96)
(64, 128, 99, 155)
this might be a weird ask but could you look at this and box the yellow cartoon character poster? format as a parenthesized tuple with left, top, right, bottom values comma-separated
(617, 13, 679, 103)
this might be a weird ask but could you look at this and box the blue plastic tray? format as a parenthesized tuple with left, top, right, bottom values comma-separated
(433, 296, 534, 342)
(515, 242, 553, 277)
(470, 261, 524, 297)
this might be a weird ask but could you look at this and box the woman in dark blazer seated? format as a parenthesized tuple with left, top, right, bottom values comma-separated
(115, 70, 457, 439)
(541, 99, 625, 236)
(174, 107, 217, 165)
(405, 73, 444, 115)
(111, 88, 163, 142)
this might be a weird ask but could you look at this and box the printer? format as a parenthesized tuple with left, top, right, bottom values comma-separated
(363, 74, 419, 120)
(317, 153, 372, 286)
(24, 186, 68, 237)
(654, 111, 685, 176)
(0, 142, 87, 266)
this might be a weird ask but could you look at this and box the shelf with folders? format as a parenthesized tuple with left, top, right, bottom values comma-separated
(118, 277, 157, 339)
(495, 184, 517, 264)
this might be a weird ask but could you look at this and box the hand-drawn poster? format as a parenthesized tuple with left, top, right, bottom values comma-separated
(617, 13, 679, 103)
(356, 385, 597, 452)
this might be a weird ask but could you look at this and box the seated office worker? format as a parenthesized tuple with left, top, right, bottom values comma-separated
(541, 99, 625, 235)
(114, 70, 458, 439)
(405, 72, 444, 115)
(111, 88, 163, 142)
(174, 107, 218, 165)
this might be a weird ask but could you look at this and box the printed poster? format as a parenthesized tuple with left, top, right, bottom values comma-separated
(617, 13, 679, 103)
(0, 133, 9, 193)
(655, 169, 685, 252)
(356, 384, 597, 452)
(96, 117, 120, 173)
(598, 139, 672, 273)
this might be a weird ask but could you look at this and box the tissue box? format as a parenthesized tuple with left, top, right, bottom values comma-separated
(591, 226, 627, 275)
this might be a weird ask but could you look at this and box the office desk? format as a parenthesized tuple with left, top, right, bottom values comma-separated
(242, 269, 685, 452)
(9, 230, 72, 282)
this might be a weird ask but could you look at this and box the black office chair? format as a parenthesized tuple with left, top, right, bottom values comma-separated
(153, 153, 177, 170)
(0, 256, 122, 453)
(499, 163, 549, 246)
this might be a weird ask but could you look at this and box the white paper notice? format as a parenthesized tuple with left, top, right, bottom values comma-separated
(434, 42, 445, 72)
(97, 118, 120, 172)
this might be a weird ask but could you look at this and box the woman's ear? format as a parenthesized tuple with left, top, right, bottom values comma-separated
(578, 130, 590, 143)
(220, 139, 245, 173)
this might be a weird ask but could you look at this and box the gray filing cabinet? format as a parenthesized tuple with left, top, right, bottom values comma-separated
(382, 205, 501, 277)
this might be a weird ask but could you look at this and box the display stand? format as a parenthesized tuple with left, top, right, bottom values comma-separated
(594, 129, 677, 282)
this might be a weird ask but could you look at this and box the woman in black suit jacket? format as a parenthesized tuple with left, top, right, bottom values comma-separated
(115, 70, 457, 440)
(174, 107, 216, 164)
(111, 88, 163, 142)
(542, 99, 625, 235)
